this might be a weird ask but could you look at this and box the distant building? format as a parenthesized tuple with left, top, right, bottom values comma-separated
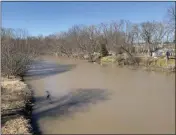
(153, 47, 175, 57)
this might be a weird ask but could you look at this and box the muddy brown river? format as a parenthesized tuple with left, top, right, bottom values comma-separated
(25, 56, 175, 134)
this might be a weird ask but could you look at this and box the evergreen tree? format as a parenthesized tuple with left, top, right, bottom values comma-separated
(100, 43, 108, 57)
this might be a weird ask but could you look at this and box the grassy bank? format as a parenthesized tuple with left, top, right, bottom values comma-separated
(1, 76, 33, 134)
(100, 55, 175, 72)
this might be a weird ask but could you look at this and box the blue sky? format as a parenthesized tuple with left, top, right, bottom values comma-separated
(2, 2, 174, 36)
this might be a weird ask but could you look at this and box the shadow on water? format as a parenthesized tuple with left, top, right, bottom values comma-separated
(31, 88, 111, 134)
(25, 60, 76, 81)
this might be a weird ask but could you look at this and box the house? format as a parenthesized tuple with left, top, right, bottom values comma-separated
(153, 48, 175, 57)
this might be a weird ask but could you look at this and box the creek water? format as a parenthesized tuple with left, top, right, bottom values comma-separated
(24, 56, 175, 134)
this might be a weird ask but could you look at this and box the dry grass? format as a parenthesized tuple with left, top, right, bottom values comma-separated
(1, 76, 28, 92)
(1, 76, 32, 134)
(1, 77, 31, 110)
(2, 116, 32, 134)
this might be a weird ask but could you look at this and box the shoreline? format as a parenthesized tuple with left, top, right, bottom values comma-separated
(2, 55, 174, 134)
(100, 63, 175, 73)
(41, 55, 175, 73)
(1, 76, 34, 134)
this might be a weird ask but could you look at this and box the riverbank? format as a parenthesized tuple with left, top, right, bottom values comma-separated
(1, 76, 33, 134)
(100, 55, 175, 73)
(52, 52, 175, 73)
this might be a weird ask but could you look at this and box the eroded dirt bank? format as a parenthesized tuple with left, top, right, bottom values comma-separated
(24, 56, 175, 134)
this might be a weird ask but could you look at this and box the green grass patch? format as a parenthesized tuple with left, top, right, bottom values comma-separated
(100, 55, 175, 70)
(151, 58, 175, 67)
(101, 56, 117, 63)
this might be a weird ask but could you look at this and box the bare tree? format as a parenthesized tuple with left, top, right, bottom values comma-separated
(99, 21, 126, 54)
(152, 22, 167, 44)
(166, 5, 175, 42)
(167, 5, 176, 31)
(1, 28, 38, 77)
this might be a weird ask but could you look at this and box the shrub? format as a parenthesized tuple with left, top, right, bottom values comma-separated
(1, 28, 38, 77)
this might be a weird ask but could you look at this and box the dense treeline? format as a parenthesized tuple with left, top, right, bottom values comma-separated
(45, 20, 174, 57)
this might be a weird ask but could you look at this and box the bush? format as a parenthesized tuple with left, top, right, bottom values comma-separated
(1, 28, 38, 77)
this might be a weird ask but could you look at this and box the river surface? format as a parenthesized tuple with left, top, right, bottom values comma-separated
(24, 56, 175, 134)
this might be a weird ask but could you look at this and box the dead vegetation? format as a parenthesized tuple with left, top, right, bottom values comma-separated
(1, 4, 175, 134)
(1, 28, 39, 77)
(1, 77, 33, 134)
(2, 116, 32, 134)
